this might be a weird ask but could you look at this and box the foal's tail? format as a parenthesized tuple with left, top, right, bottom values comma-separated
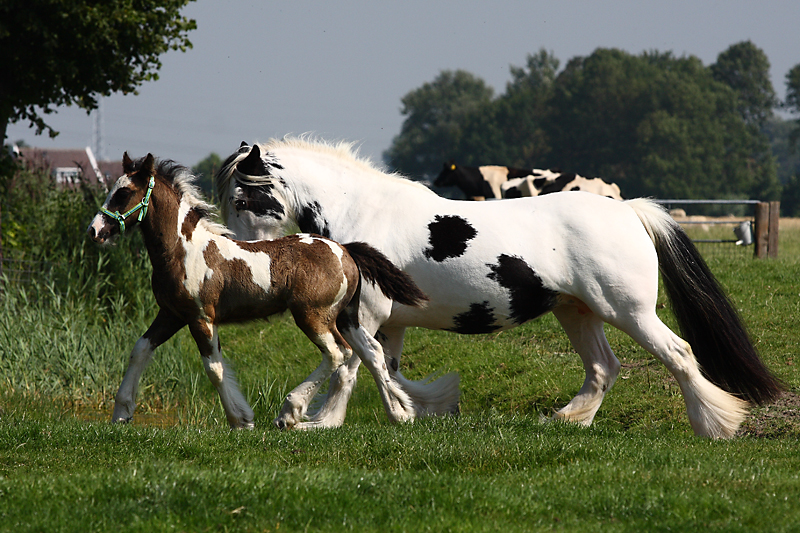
(343, 242, 429, 308)
(627, 199, 782, 404)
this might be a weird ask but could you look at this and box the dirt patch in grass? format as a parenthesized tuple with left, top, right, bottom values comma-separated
(738, 392, 800, 438)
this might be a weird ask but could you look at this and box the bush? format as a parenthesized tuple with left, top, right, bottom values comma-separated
(1, 162, 153, 317)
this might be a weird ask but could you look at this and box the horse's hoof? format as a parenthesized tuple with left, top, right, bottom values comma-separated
(111, 416, 132, 424)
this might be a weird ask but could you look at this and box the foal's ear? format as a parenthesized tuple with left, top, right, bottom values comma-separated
(142, 153, 155, 176)
(122, 152, 134, 173)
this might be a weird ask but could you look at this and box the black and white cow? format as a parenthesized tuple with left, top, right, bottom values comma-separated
(435, 160, 623, 201)
(501, 172, 623, 200)
(434, 161, 537, 200)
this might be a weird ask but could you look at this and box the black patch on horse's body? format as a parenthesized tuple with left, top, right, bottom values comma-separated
(487, 254, 558, 324)
(447, 301, 500, 334)
(297, 201, 331, 238)
(423, 215, 477, 262)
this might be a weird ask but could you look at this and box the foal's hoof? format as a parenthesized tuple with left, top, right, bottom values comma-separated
(111, 416, 133, 424)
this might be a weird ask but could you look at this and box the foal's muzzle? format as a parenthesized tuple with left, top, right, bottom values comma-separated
(87, 215, 117, 244)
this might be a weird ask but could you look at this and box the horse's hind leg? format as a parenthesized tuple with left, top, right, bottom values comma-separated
(189, 321, 254, 429)
(552, 303, 621, 426)
(379, 325, 461, 417)
(611, 310, 748, 438)
(112, 309, 185, 423)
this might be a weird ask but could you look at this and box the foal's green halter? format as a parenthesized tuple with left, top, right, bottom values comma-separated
(100, 176, 155, 234)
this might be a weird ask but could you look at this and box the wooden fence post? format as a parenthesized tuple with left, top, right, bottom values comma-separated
(768, 201, 780, 259)
(754, 202, 769, 259)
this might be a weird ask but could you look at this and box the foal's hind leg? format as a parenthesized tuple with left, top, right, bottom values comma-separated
(112, 309, 185, 423)
(188, 321, 254, 429)
(302, 354, 360, 428)
(296, 293, 393, 428)
(275, 314, 351, 430)
(552, 303, 621, 426)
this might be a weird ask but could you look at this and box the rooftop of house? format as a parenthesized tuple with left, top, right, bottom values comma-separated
(13, 146, 123, 190)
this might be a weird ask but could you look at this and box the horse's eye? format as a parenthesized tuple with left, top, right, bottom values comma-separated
(234, 199, 247, 211)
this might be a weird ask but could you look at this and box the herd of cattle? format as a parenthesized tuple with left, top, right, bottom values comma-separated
(434, 160, 623, 201)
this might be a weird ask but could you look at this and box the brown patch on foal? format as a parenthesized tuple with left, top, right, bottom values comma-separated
(181, 207, 203, 240)
(200, 240, 287, 323)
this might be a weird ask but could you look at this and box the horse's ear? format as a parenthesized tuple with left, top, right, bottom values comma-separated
(123, 152, 134, 173)
(142, 153, 155, 176)
(236, 144, 268, 176)
(240, 141, 249, 148)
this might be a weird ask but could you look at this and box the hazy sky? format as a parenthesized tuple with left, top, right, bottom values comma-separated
(7, 0, 800, 171)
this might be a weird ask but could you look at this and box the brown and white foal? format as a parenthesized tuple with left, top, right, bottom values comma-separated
(88, 153, 427, 429)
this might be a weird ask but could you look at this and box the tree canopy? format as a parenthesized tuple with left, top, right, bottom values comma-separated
(383, 70, 494, 177)
(785, 64, 800, 152)
(386, 43, 785, 202)
(0, 0, 196, 146)
(192, 152, 222, 199)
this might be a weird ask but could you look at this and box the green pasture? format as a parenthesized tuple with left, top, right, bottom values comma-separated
(2, 222, 800, 531)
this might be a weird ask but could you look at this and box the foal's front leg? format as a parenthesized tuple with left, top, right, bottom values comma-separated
(112, 309, 185, 423)
(188, 321, 255, 429)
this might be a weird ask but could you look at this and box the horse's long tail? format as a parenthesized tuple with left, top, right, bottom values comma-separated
(627, 199, 782, 404)
(343, 242, 429, 308)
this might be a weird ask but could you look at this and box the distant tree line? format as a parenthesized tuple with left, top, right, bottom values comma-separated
(384, 42, 800, 212)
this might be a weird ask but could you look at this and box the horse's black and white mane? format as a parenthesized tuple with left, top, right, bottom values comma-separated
(215, 137, 436, 221)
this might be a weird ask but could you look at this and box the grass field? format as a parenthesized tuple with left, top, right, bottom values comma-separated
(2, 220, 800, 531)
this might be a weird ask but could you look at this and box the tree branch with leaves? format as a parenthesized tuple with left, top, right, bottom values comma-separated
(0, 0, 196, 146)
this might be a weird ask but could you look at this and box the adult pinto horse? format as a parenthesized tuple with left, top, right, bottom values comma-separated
(216, 138, 782, 438)
(88, 152, 427, 429)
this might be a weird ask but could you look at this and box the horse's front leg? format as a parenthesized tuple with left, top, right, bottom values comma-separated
(188, 321, 254, 429)
(112, 309, 185, 423)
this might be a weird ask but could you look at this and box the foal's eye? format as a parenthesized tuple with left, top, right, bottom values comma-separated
(234, 199, 247, 211)
(112, 188, 133, 205)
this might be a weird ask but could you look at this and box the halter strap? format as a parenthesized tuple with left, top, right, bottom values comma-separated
(100, 176, 155, 234)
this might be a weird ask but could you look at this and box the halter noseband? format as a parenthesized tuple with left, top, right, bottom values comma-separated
(100, 176, 155, 234)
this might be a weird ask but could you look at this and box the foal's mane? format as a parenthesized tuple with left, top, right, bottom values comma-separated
(215, 136, 434, 219)
(131, 156, 231, 236)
